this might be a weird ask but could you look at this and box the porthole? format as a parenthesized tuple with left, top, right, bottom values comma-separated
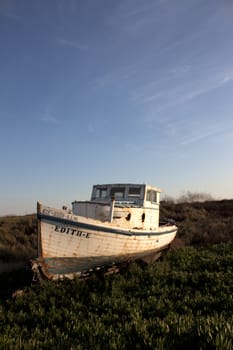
(126, 213, 131, 221)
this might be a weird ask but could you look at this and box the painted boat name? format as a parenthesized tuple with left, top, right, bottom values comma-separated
(42, 208, 72, 220)
(54, 225, 90, 238)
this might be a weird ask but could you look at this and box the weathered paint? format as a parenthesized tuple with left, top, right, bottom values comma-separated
(35, 183, 177, 279)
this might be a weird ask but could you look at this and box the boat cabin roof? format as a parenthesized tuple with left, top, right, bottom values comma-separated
(90, 183, 161, 205)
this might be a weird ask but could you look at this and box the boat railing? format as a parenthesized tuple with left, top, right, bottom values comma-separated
(159, 218, 176, 226)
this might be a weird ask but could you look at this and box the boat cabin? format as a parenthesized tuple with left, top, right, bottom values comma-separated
(72, 184, 162, 230)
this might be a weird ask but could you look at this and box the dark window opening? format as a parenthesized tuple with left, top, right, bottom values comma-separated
(142, 213, 145, 222)
(126, 213, 131, 221)
(110, 187, 125, 199)
(96, 188, 108, 199)
(128, 187, 141, 197)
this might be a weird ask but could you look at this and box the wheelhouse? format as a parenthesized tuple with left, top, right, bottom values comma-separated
(72, 184, 162, 229)
(91, 183, 161, 207)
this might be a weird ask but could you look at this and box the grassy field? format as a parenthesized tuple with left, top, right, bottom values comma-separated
(0, 244, 232, 349)
(0, 200, 233, 349)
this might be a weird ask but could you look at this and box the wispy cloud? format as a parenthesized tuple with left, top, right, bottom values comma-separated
(107, 0, 165, 37)
(41, 114, 60, 124)
(178, 69, 233, 104)
(57, 38, 87, 50)
(40, 105, 60, 125)
(131, 64, 233, 112)
(180, 124, 232, 146)
(118, 0, 158, 19)
(99, 0, 233, 116)
(130, 63, 192, 106)
(89, 63, 138, 91)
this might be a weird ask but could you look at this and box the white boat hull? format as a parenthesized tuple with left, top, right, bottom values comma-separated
(36, 204, 177, 279)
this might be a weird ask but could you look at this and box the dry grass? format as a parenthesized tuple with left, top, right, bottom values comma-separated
(0, 214, 37, 262)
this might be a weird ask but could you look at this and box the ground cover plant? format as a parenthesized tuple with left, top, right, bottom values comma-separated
(0, 243, 233, 349)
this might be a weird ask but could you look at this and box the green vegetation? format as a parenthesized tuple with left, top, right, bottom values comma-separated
(0, 244, 233, 349)
(0, 200, 232, 349)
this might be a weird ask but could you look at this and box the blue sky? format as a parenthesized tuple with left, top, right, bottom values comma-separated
(1, 0, 233, 215)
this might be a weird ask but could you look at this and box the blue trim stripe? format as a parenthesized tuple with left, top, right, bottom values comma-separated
(38, 213, 177, 237)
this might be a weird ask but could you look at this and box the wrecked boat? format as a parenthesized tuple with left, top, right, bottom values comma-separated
(32, 183, 177, 279)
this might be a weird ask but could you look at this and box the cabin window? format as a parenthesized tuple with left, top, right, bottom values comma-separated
(146, 190, 151, 201)
(128, 187, 141, 197)
(110, 187, 125, 199)
(96, 188, 108, 199)
(151, 191, 157, 203)
(146, 190, 157, 203)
